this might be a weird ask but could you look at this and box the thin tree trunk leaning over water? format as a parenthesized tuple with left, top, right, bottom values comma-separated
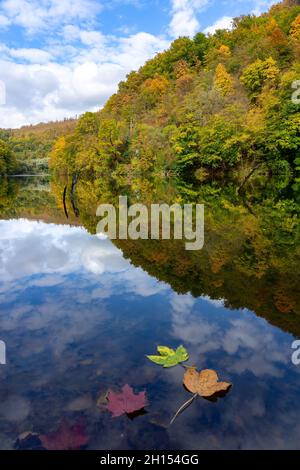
(62, 173, 80, 219)
(238, 164, 261, 195)
(63, 186, 69, 219)
(70, 173, 80, 217)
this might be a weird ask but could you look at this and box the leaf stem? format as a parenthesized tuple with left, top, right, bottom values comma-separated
(169, 393, 198, 426)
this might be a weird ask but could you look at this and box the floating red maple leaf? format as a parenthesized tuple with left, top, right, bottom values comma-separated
(106, 384, 147, 418)
(40, 419, 89, 450)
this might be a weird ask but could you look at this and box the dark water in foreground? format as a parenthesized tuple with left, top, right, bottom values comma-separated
(0, 176, 299, 450)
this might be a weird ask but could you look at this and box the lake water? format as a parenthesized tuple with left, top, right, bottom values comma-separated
(0, 175, 299, 450)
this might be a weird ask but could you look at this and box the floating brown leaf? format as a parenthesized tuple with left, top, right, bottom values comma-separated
(183, 368, 231, 398)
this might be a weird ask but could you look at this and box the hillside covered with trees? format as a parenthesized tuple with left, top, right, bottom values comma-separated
(1, 0, 300, 189)
(47, 0, 300, 193)
(0, 119, 76, 175)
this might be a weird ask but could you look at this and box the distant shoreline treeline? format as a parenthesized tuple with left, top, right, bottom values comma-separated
(0, 119, 77, 176)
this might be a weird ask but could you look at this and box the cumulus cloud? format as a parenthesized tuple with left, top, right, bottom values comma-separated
(0, 0, 171, 127)
(0, 0, 102, 33)
(7, 48, 54, 63)
(0, 30, 169, 127)
(204, 15, 233, 35)
(169, 0, 210, 38)
(0, 14, 10, 27)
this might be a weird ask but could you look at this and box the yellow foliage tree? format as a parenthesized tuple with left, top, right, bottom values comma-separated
(266, 17, 278, 33)
(263, 57, 280, 82)
(290, 13, 300, 41)
(214, 63, 234, 96)
(49, 136, 67, 173)
(142, 75, 169, 96)
(140, 75, 170, 109)
(218, 45, 231, 57)
(174, 59, 194, 93)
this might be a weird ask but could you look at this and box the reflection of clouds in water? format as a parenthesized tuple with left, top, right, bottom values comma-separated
(170, 293, 218, 351)
(0, 219, 169, 357)
(222, 318, 288, 377)
(1, 220, 300, 449)
(0, 219, 168, 298)
(0, 395, 30, 422)
(170, 293, 195, 314)
(0, 285, 111, 357)
(201, 295, 225, 308)
(0, 220, 166, 355)
(121, 268, 167, 297)
(170, 292, 291, 378)
(0, 219, 129, 282)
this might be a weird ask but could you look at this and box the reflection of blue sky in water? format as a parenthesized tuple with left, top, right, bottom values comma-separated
(0, 219, 300, 450)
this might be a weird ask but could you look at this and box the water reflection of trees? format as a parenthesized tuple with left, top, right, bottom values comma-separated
(1, 175, 299, 336)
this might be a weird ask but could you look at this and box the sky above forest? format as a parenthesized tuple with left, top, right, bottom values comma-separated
(0, 0, 278, 128)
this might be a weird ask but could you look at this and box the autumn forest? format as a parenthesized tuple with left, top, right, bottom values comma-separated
(0, 0, 299, 194)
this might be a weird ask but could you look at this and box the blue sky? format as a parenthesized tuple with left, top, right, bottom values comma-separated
(0, 0, 278, 127)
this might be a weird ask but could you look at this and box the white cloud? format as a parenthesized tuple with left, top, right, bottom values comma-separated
(169, 0, 210, 38)
(169, 5, 200, 38)
(0, 31, 169, 128)
(0, 0, 171, 127)
(60, 25, 107, 47)
(204, 15, 233, 35)
(170, 293, 196, 315)
(0, 0, 101, 33)
(113, 32, 169, 68)
(251, 0, 279, 15)
(0, 13, 10, 27)
(8, 48, 53, 63)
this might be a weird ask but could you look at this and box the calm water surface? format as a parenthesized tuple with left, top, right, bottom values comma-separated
(0, 176, 299, 450)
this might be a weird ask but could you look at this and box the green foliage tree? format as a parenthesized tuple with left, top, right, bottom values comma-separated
(98, 119, 128, 171)
(193, 32, 209, 61)
(76, 112, 99, 136)
(0, 139, 17, 175)
(240, 57, 280, 99)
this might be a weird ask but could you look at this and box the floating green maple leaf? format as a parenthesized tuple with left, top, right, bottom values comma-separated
(147, 345, 189, 368)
